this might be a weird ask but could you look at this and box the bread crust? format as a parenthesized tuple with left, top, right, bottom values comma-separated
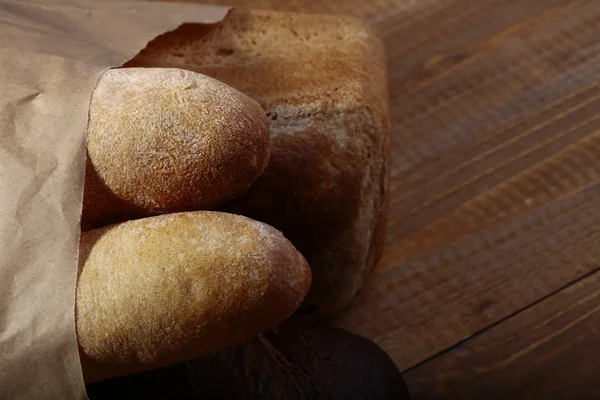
(125, 9, 390, 318)
(76, 211, 311, 383)
(85, 323, 411, 400)
(83, 68, 270, 229)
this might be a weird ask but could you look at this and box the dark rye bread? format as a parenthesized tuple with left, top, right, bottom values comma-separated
(86, 323, 411, 399)
(125, 9, 390, 319)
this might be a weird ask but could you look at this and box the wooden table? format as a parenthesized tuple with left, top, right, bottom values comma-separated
(165, 1, 600, 398)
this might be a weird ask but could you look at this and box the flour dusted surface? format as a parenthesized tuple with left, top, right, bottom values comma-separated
(83, 68, 270, 229)
(76, 211, 311, 383)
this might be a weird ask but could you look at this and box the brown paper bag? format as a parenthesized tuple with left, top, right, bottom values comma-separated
(0, 1, 228, 398)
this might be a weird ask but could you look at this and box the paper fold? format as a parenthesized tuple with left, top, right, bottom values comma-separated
(0, 1, 229, 398)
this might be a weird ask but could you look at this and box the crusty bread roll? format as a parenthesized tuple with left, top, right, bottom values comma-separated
(83, 68, 270, 229)
(125, 9, 390, 319)
(76, 211, 311, 383)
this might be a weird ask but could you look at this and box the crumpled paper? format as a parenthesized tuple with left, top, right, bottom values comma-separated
(0, 1, 228, 398)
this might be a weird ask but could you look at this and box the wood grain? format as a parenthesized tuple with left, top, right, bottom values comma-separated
(404, 269, 600, 399)
(150, 0, 600, 396)
(332, 0, 600, 369)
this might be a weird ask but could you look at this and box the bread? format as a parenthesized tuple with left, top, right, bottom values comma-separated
(83, 68, 270, 229)
(86, 323, 411, 400)
(76, 211, 311, 383)
(124, 9, 390, 318)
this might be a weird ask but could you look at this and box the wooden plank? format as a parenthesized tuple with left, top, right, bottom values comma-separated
(403, 268, 600, 399)
(330, 0, 600, 370)
(157, 0, 600, 374)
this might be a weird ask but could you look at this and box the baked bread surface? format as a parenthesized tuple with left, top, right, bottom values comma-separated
(126, 9, 390, 318)
(84, 68, 270, 229)
(77, 211, 311, 383)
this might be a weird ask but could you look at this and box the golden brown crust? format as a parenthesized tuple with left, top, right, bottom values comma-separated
(83, 68, 270, 229)
(126, 9, 390, 319)
(76, 211, 311, 383)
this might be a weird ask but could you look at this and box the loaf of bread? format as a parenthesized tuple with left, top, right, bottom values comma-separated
(125, 9, 390, 318)
(86, 323, 411, 400)
(76, 211, 311, 383)
(83, 68, 270, 229)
